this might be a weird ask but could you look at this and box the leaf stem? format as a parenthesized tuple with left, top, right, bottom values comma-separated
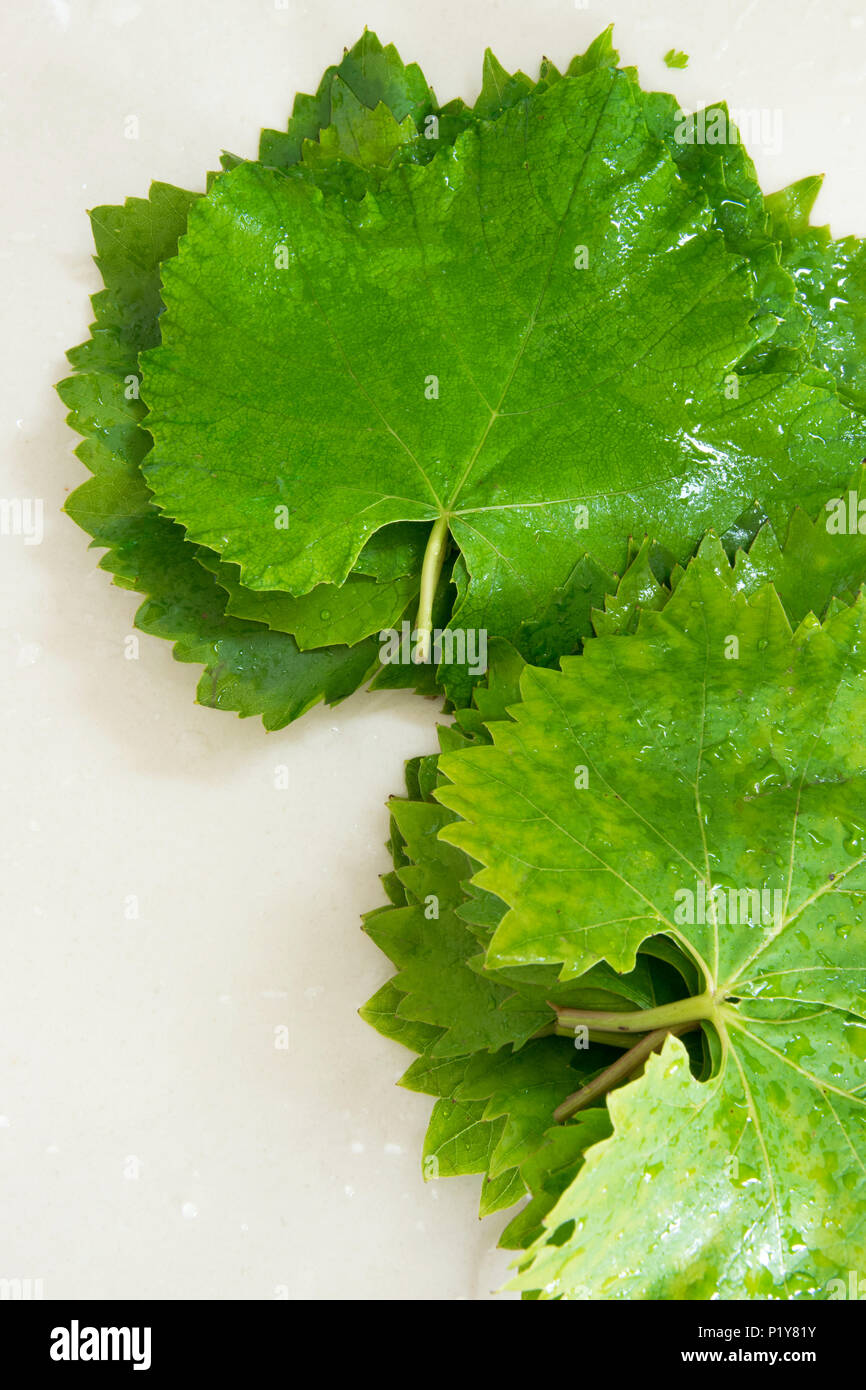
(550, 990, 716, 1036)
(553, 1023, 698, 1123)
(413, 513, 450, 664)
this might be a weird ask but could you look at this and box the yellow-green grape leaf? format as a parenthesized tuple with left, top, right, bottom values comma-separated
(437, 542, 866, 1294)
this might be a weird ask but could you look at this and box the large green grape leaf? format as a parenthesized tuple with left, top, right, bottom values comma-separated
(141, 66, 864, 705)
(62, 31, 866, 726)
(437, 543, 866, 993)
(434, 543, 866, 1294)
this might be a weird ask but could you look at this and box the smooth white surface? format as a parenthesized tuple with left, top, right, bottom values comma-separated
(1, 0, 865, 1301)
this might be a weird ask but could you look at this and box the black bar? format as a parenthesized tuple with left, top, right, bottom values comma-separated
(2, 1296, 858, 1374)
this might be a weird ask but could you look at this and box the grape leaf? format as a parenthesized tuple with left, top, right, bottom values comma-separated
(64, 181, 199, 377)
(58, 37, 456, 725)
(61, 31, 866, 726)
(732, 465, 866, 625)
(414, 1041, 600, 1217)
(437, 541, 866, 991)
(436, 542, 866, 1294)
(638, 95, 813, 375)
(511, 1020, 866, 1299)
(259, 30, 439, 171)
(141, 65, 864, 708)
(518, 465, 866, 660)
(767, 174, 866, 409)
(358, 978, 438, 1053)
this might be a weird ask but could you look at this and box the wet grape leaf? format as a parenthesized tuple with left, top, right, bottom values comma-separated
(511, 1022, 866, 1299)
(142, 68, 864, 707)
(437, 543, 866, 1295)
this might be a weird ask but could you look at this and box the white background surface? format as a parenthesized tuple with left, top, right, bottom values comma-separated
(2, 0, 865, 1301)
